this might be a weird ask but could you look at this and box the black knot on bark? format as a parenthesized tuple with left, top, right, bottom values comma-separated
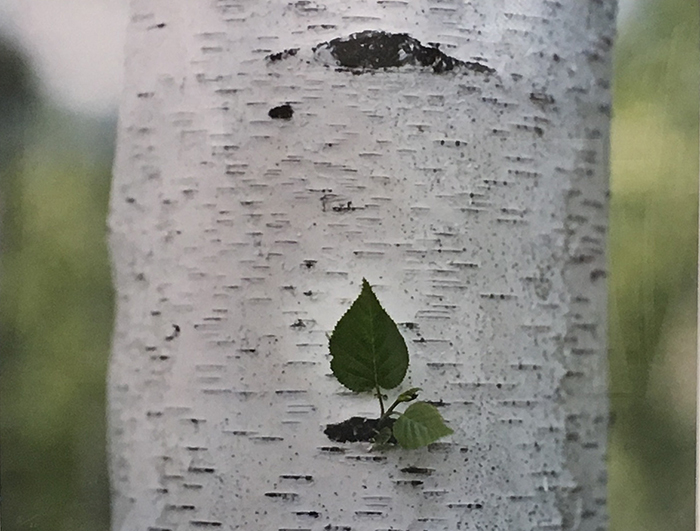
(269, 104, 294, 120)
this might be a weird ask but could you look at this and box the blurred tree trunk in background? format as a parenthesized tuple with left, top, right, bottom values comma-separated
(109, 2, 616, 531)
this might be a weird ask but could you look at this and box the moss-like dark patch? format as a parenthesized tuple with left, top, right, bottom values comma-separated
(313, 30, 495, 75)
(324, 416, 396, 443)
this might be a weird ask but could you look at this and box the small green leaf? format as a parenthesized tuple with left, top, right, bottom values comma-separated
(373, 426, 393, 445)
(329, 279, 409, 392)
(392, 402, 453, 449)
(397, 387, 421, 403)
(370, 425, 394, 452)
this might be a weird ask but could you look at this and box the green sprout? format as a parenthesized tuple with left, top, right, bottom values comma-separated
(327, 278, 453, 449)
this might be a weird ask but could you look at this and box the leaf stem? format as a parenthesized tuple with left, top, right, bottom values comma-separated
(376, 385, 385, 417)
(379, 388, 421, 425)
(380, 397, 401, 423)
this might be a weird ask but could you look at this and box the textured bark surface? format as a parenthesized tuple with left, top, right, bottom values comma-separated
(108, 2, 615, 530)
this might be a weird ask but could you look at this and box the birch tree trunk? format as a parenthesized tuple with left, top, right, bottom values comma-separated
(108, 2, 616, 531)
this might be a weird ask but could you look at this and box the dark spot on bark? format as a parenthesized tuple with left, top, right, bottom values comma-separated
(590, 268, 607, 281)
(530, 91, 555, 105)
(398, 480, 424, 487)
(319, 446, 345, 453)
(313, 30, 495, 75)
(293, 1, 326, 13)
(462, 60, 495, 75)
(264, 492, 298, 500)
(346, 455, 386, 462)
(401, 466, 433, 475)
(282, 474, 314, 481)
(269, 104, 293, 119)
(324, 416, 396, 443)
(310, 23, 337, 30)
(302, 259, 317, 269)
(165, 324, 181, 341)
(290, 319, 306, 329)
(332, 201, 355, 212)
(295, 511, 320, 518)
(189, 465, 215, 473)
(155, 23, 166, 29)
(266, 48, 299, 62)
(126, 197, 136, 203)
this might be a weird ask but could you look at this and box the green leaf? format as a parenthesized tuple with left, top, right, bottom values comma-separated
(396, 387, 421, 403)
(370, 425, 395, 452)
(392, 402, 453, 449)
(373, 426, 393, 445)
(329, 279, 409, 393)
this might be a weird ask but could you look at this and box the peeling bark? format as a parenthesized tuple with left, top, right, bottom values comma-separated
(108, 2, 616, 531)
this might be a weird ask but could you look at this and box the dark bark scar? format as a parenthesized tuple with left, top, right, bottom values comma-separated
(312, 30, 495, 75)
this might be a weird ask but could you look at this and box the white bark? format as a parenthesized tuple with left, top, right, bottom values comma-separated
(108, 2, 615, 531)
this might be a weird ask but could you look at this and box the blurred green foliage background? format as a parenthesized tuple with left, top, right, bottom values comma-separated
(0, 1, 696, 530)
(608, 0, 698, 530)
